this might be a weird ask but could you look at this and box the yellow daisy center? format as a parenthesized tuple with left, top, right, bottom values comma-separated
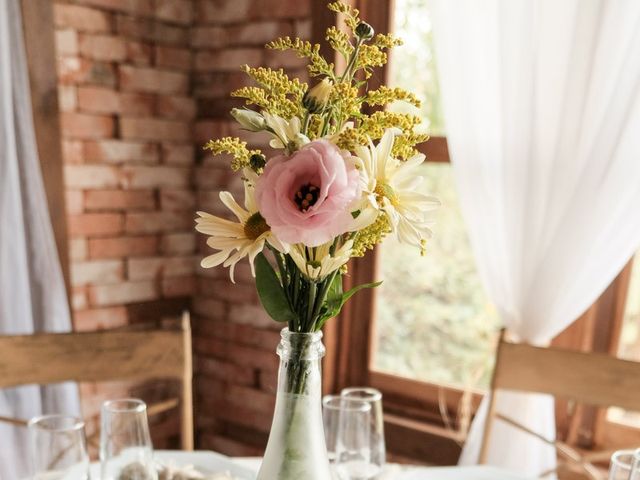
(374, 182, 399, 207)
(244, 212, 270, 240)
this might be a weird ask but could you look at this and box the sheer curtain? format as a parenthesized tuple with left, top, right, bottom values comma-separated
(0, 0, 80, 477)
(429, 0, 640, 475)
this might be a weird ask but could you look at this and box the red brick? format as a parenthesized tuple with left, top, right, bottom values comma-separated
(119, 65, 188, 94)
(160, 232, 196, 255)
(68, 213, 123, 237)
(84, 140, 159, 164)
(85, 190, 155, 211)
(74, 306, 128, 331)
(190, 26, 225, 49)
(72, 287, 89, 310)
(194, 337, 278, 372)
(196, 357, 254, 385)
(88, 280, 158, 307)
(120, 118, 191, 142)
(155, 46, 191, 70)
(116, 15, 189, 46)
(56, 29, 79, 56)
(259, 0, 310, 19)
(62, 140, 84, 164)
(155, 0, 193, 25)
(228, 304, 273, 329)
(199, 278, 257, 304)
(54, 4, 112, 33)
(159, 189, 196, 211)
(79, 34, 126, 61)
(196, 0, 253, 24)
(77, 86, 119, 113)
(120, 166, 190, 188)
(71, 259, 124, 286)
(156, 96, 196, 120)
(198, 433, 262, 457)
(60, 112, 115, 139)
(66, 190, 84, 215)
(162, 275, 197, 297)
(295, 19, 312, 40)
(88, 235, 158, 259)
(226, 21, 292, 47)
(126, 40, 152, 65)
(64, 165, 120, 188)
(161, 143, 194, 165)
(195, 49, 262, 72)
(70, 238, 88, 261)
(57, 58, 116, 86)
(58, 85, 77, 112)
(264, 49, 307, 69)
(191, 298, 225, 319)
(74, 0, 153, 15)
(127, 255, 196, 280)
(125, 211, 192, 234)
(120, 92, 155, 116)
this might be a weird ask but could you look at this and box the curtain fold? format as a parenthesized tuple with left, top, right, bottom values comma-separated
(430, 0, 640, 475)
(0, 0, 80, 477)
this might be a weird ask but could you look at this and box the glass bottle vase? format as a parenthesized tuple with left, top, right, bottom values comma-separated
(257, 328, 332, 480)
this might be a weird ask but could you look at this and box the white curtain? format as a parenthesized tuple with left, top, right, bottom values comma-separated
(0, 0, 80, 477)
(430, 0, 640, 476)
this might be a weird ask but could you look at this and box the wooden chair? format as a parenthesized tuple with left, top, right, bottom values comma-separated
(0, 313, 194, 450)
(479, 329, 640, 479)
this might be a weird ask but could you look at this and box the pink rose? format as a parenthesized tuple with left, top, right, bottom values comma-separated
(255, 139, 360, 247)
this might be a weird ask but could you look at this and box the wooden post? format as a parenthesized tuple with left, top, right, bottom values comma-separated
(19, 0, 71, 303)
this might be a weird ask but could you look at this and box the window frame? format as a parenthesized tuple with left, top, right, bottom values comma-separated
(319, 0, 640, 463)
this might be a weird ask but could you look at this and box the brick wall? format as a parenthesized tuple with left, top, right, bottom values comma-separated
(53, 0, 312, 454)
(53, 0, 197, 447)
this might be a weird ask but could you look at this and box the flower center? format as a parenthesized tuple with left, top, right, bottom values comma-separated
(294, 183, 320, 212)
(374, 183, 398, 206)
(244, 212, 270, 240)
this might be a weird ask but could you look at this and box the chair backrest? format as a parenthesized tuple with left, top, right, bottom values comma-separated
(0, 314, 193, 450)
(479, 329, 640, 469)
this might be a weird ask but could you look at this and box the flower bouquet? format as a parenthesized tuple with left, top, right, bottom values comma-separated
(195, 2, 439, 478)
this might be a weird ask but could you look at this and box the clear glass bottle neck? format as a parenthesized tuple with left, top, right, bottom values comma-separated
(277, 328, 325, 361)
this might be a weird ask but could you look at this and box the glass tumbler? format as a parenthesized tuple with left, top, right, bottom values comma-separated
(630, 448, 640, 480)
(100, 399, 157, 480)
(609, 450, 635, 480)
(28, 414, 90, 480)
(341, 387, 386, 474)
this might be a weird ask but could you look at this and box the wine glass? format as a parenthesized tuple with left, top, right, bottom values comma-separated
(323, 395, 373, 479)
(341, 387, 386, 474)
(609, 450, 634, 480)
(630, 448, 640, 480)
(100, 398, 157, 480)
(28, 414, 90, 480)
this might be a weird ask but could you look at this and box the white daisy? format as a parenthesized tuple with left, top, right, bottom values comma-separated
(353, 129, 440, 252)
(289, 240, 354, 280)
(195, 170, 287, 283)
(262, 111, 310, 152)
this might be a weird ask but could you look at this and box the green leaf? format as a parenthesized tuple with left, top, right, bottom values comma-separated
(255, 253, 297, 323)
(341, 280, 382, 307)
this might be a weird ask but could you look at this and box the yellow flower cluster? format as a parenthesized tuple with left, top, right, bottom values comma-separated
(203, 137, 261, 171)
(352, 214, 392, 257)
(231, 66, 306, 119)
(266, 37, 334, 78)
(393, 131, 430, 160)
(327, 1, 360, 31)
(365, 86, 421, 108)
(326, 27, 354, 59)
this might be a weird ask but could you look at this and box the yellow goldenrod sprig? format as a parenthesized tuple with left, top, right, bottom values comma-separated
(365, 86, 422, 108)
(352, 214, 392, 257)
(266, 37, 335, 79)
(327, 1, 360, 31)
(203, 137, 261, 171)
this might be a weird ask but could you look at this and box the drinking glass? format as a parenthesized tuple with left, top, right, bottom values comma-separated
(630, 448, 640, 480)
(323, 395, 373, 479)
(609, 450, 634, 480)
(341, 387, 386, 474)
(100, 399, 157, 480)
(28, 414, 90, 480)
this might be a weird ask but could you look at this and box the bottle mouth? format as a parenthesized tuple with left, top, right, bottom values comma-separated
(280, 327, 323, 341)
(278, 328, 325, 359)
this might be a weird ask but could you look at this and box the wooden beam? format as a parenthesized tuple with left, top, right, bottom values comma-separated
(20, 0, 71, 300)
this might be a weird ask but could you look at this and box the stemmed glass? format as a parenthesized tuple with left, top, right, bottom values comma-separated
(28, 414, 90, 480)
(609, 450, 634, 480)
(323, 395, 373, 480)
(630, 449, 640, 480)
(100, 398, 157, 480)
(341, 387, 386, 475)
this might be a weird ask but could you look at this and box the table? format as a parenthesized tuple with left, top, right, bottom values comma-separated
(91, 451, 532, 479)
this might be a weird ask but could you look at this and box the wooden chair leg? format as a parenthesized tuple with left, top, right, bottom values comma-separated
(180, 311, 194, 451)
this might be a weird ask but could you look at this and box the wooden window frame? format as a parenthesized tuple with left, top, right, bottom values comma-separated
(317, 0, 640, 464)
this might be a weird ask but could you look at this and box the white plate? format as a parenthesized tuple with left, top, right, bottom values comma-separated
(397, 466, 532, 480)
(90, 450, 256, 479)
